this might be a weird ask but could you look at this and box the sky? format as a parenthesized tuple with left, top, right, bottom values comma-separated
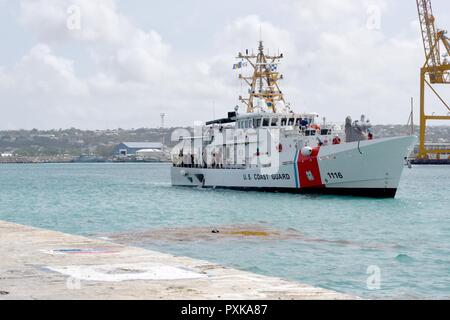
(0, 0, 449, 129)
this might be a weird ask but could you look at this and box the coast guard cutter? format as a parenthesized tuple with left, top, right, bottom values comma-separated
(171, 41, 416, 198)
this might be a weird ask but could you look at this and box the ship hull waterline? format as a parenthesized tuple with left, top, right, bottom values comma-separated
(171, 136, 416, 199)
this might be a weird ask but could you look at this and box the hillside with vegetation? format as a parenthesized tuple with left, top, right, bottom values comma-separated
(0, 126, 448, 159)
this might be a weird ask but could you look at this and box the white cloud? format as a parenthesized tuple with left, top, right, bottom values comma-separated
(20, 0, 171, 82)
(268, 0, 424, 123)
(219, 15, 295, 55)
(20, 0, 138, 45)
(0, 0, 438, 129)
(295, 0, 358, 26)
(14, 44, 88, 96)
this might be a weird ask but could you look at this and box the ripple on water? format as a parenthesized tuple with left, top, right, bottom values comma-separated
(395, 254, 415, 263)
(0, 163, 449, 299)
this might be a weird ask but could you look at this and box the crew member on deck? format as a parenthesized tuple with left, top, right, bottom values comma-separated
(211, 152, 216, 168)
(179, 148, 184, 167)
(202, 149, 207, 168)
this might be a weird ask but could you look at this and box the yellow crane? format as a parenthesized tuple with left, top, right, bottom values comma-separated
(416, 0, 450, 159)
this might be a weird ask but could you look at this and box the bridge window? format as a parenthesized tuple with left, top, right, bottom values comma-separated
(271, 118, 278, 126)
(263, 118, 270, 127)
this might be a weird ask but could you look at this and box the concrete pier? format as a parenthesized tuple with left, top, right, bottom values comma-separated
(0, 220, 355, 300)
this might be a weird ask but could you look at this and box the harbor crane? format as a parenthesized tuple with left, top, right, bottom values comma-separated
(416, 0, 450, 159)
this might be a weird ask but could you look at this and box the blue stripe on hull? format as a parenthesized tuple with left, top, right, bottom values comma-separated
(293, 150, 299, 188)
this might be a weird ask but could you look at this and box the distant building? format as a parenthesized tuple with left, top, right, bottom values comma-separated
(113, 142, 163, 156)
(1, 152, 13, 157)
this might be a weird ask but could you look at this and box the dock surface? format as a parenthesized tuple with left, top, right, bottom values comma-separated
(0, 220, 354, 300)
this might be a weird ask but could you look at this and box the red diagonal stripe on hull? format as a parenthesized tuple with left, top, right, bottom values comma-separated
(297, 147, 324, 188)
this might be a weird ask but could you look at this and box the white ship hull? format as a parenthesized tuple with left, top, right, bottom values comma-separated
(171, 136, 416, 198)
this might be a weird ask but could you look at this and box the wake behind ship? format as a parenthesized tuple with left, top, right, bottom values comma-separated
(170, 41, 416, 198)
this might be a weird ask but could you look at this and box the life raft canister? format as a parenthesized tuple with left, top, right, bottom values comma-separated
(301, 146, 313, 157)
(332, 136, 341, 145)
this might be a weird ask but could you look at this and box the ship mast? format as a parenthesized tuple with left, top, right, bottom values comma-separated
(237, 41, 285, 113)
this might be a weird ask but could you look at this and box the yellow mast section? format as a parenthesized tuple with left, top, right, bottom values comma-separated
(237, 41, 285, 113)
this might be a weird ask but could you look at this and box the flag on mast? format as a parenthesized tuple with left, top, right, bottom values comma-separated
(233, 61, 247, 69)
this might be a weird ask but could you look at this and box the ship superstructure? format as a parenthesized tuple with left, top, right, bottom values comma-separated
(170, 41, 416, 198)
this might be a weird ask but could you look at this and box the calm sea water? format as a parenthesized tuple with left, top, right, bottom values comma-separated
(0, 163, 449, 299)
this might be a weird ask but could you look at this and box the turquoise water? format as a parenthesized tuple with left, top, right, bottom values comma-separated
(0, 163, 449, 299)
